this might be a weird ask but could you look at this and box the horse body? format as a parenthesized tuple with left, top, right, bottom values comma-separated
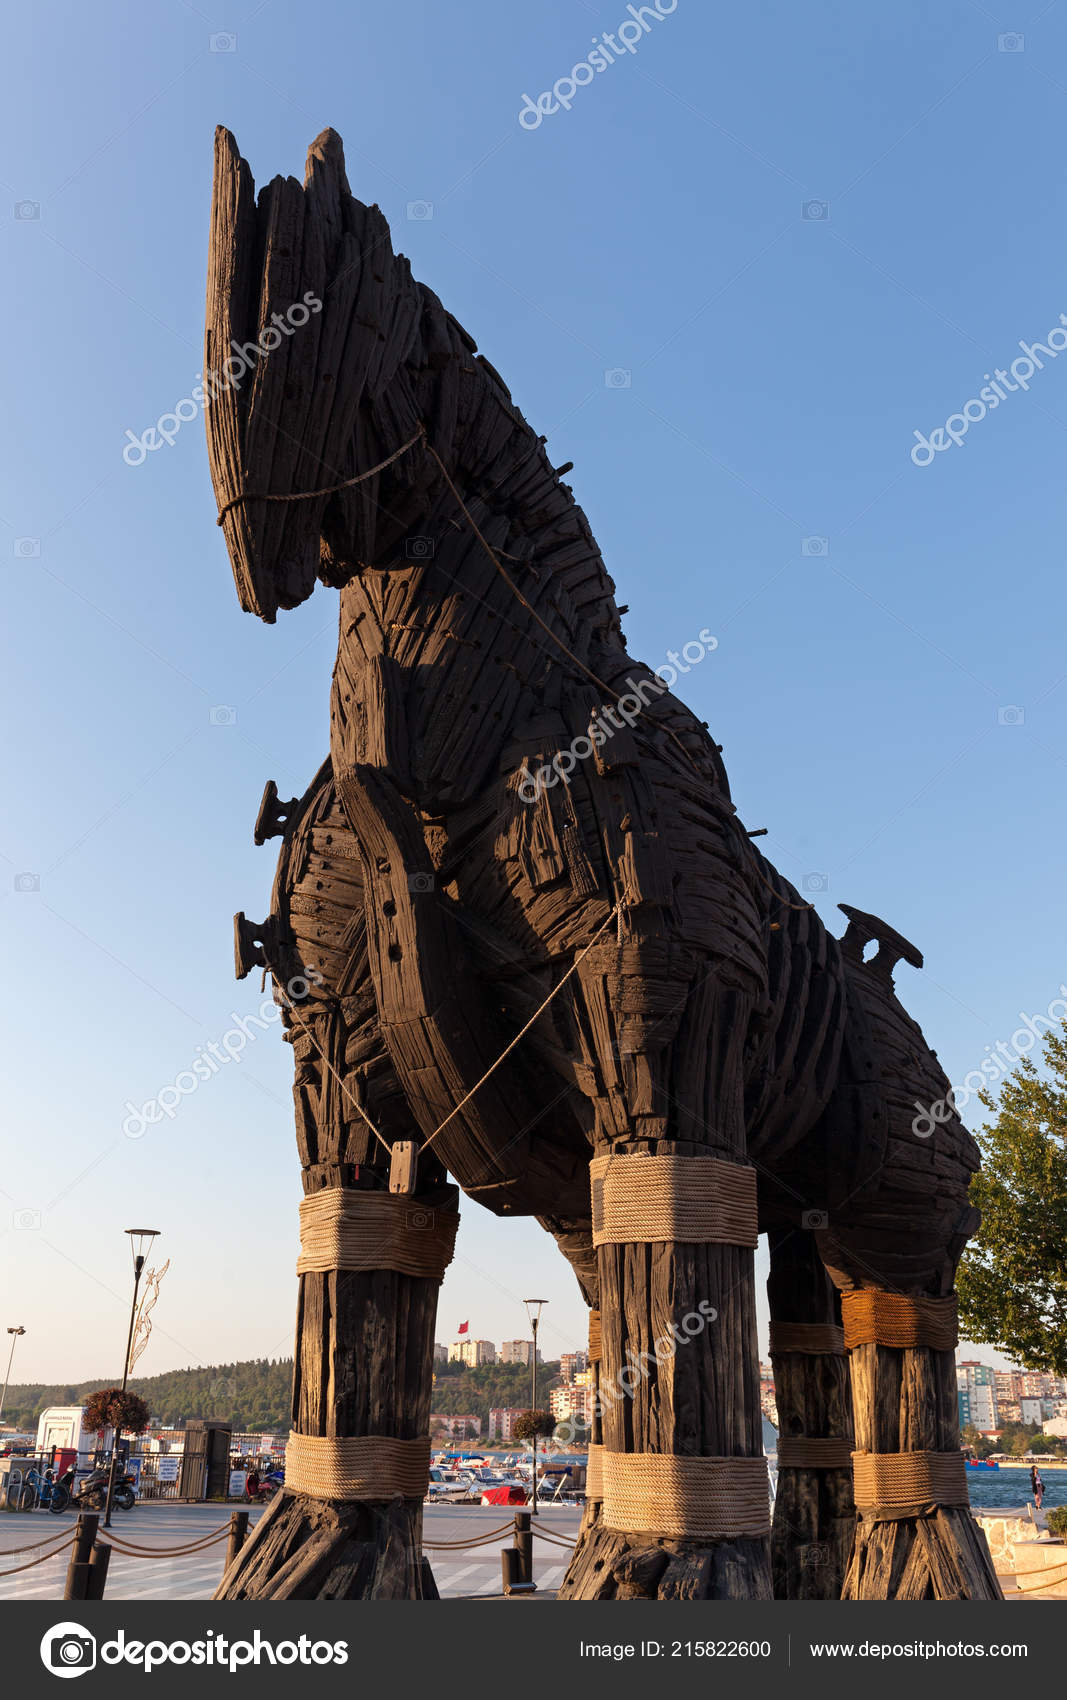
(209, 127, 998, 1603)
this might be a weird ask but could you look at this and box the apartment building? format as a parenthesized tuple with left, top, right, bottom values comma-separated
(487, 1408, 529, 1441)
(559, 1351, 588, 1384)
(958, 1362, 997, 1430)
(448, 1338, 497, 1366)
(500, 1340, 537, 1367)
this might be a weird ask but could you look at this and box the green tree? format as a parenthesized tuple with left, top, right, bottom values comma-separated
(961, 1423, 990, 1458)
(957, 1024, 1067, 1375)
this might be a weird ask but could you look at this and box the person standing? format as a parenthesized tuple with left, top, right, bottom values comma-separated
(1030, 1463, 1045, 1510)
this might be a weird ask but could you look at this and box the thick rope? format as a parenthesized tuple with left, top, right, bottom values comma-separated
(842, 1290, 959, 1352)
(0, 1525, 81, 1556)
(531, 1526, 578, 1550)
(601, 1452, 770, 1541)
(0, 1533, 74, 1577)
(216, 426, 427, 525)
(1013, 1564, 1067, 1594)
(422, 1522, 516, 1550)
(297, 1187, 458, 1279)
(851, 1449, 969, 1510)
(587, 1308, 602, 1365)
(284, 1432, 430, 1501)
(776, 1437, 854, 1469)
(590, 1152, 759, 1249)
(585, 1443, 604, 1502)
(102, 1526, 232, 1557)
(768, 1320, 845, 1356)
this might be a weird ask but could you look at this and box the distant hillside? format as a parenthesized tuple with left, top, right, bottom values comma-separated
(2, 1359, 294, 1433)
(2, 1356, 562, 1436)
(430, 1360, 561, 1428)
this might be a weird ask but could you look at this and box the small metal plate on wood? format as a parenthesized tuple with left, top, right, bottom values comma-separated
(389, 1140, 419, 1195)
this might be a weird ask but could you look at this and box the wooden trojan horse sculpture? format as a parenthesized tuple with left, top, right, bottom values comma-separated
(205, 127, 1001, 1603)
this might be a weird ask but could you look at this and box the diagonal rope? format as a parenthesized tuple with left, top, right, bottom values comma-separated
(418, 901, 621, 1157)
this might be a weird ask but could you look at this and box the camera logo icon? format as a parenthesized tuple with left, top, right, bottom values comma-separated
(406, 201, 434, 221)
(801, 1209, 828, 1230)
(40, 1622, 96, 1678)
(210, 31, 237, 51)
(997, 32, 1024, 52)
(802, 872, 829, 894)
(801, 536, 828, 557)
(604, 367, 632, 389)
(14, 538, 41, 558)
(14, 872, 40, 893)
(801, 1542, 831, 1567)
(209, 705, 237, 727)
(14, 201, 40, 220)
(802, 200, 830, 221)
(407, 872, 435, 894)
(406, 1207, 435, 1231)
(404, 536, 435, 561)
(997, 704, 1024, 726)
(14, 1207, 42, 1229)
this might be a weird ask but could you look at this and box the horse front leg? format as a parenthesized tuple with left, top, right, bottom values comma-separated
(558, 962, 771, 1601)
(215, 768, 457, 1600)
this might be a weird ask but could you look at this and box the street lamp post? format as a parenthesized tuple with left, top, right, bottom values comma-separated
(524, 1299, 547, 1517)
(0, 1326, 26, 1421)
(104, 1229, 159, 1528)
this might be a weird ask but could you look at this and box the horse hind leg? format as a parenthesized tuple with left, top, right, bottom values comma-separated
(811, 922, 1002, 1601)
(765, 1225, 854, 1599)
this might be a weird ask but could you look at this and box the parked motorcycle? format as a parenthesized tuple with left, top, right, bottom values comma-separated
(58, 1466, 136, 1513)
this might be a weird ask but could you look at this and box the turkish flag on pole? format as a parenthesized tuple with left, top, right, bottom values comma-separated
(457, 1321, 469, 1335)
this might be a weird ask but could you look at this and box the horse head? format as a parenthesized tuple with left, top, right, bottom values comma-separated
(205, 126, 448, 622)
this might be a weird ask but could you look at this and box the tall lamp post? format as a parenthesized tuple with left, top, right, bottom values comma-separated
(524, 1299, 547, 1516)
(0, 1326, 26, 1421)
(104, 1229, 158, 1528)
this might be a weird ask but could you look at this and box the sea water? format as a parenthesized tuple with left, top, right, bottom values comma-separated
(965, 1465, 1065, 1511)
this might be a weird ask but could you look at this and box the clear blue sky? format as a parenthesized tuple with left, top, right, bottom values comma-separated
(3, 0, 1065, 1385)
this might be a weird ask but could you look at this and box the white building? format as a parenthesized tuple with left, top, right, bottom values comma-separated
(500, 1340, 536, 1367)
(448, 1338, 497, 1366)
(550, 1384, 594, 1426)
(487, 1408, 529, 1441)
(958, 1362, 997, 1430)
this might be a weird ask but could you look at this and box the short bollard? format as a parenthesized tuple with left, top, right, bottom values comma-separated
(64, 1513, 99, 1602)
(87, 1540, 112, 1601)
(225, 1510, 249, 1572)
(515, 1511, 534, 1587)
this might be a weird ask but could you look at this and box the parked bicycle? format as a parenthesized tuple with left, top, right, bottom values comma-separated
(5, 1465, 70, 1514)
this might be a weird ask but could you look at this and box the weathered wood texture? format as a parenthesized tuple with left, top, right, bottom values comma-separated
(841, 1341, 1002, 1601)
(766, 1228, 854, 1600)
(205, 126, 992, 1604)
